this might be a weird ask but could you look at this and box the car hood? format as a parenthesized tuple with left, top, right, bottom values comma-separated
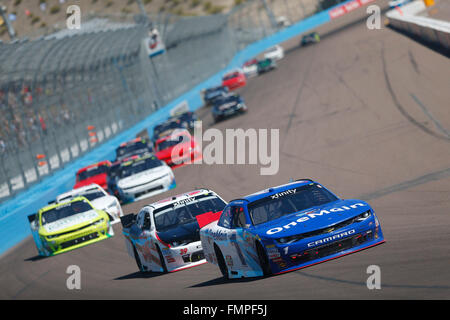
(157, 220, 200, 245)
(251, 199, 371, 239)
(117, 166, 169, 188)
(42, 209, 100, 234)
(90, 196, 116, 210)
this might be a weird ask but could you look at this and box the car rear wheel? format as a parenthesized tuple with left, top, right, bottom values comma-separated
(214, 244, 229, 280)
(156, 245, 168, 273)
(256, 242, 272, 276)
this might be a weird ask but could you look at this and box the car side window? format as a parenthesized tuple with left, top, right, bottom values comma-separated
(231, 206, 246, 229)
(143, 211, 151, 230)
(136, 208, 146, 229)
(218, 206, 232, 229)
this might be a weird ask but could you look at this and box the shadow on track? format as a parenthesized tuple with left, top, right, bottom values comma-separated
(189, 276, 265, 288)
(24, 255, 48, 262)
(114, 271, 165, 280)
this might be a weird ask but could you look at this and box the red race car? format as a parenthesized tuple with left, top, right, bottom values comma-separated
(154, 130, 202, 168)
(222, 69, 246, 91)
(74, 160, 111, 190)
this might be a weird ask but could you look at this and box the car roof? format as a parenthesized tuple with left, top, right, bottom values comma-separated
(56, 184, 105, 202)
(235, 179, 316, 204)
(146, 189, 215, 210)
(77, 160, 111, 174)
(118, 137, 146, 148)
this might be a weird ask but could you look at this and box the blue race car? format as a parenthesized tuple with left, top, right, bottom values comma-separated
(199, 179, 385, 279)
(203, 85, 229, 106)
(212, 93, 247, 123)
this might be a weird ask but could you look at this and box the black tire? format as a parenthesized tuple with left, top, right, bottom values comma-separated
(133, 245, 144, 272)
(156, 245, 168, 273)
(256, 242, 272, 276)
(214, 244, 229, 280)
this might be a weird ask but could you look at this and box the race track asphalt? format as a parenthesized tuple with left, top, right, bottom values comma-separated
(1, 2, 449, 299)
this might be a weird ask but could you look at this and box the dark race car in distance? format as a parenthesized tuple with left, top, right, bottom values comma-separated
(152, 120, 187, 142)
(257, 58, 277, 75)
(300, 32, 320, 46)
(168, 111, 198, 131)
(212, 93, 247, 123)
(115, 137, 153, 162)
(203, 86, 229, 106)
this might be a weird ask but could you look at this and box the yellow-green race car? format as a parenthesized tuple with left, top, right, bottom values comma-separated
(27, 196, 114, 256)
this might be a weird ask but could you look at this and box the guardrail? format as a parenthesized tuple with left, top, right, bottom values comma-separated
(0, 0, 363, 257)
(386, 1, 450, 53)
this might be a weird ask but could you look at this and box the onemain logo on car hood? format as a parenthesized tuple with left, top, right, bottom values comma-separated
(263, 200, 368, 235)
(43, 210, 99, 233)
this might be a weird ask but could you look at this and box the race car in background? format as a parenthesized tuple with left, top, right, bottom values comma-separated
(222, 69, 247, 91)
(115, 137, 153, 162)
(115, 154, 176, 203)
(152, 119, 187, 142)
(212, 93, 247, 123)
(263, 45, 284, 61)
(56, 184, 123, 224)
(256, 58, 277, 75)
(200, 179, 385, 279)
(154, 129, 202, 168)
(121, 189, 227, 273)
(74, 160, 111, 190)
(168, 111, 198, 131)
(203, 86, 229, 106)
(300, 32, 320, 46)
(27, 196, 114, 256)
(242, 59, 259, 78)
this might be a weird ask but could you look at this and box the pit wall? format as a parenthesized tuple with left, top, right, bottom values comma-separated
(386, 0, 450, 52)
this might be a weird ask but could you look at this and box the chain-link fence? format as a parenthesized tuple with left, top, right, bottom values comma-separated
(0, 0, 342, 201)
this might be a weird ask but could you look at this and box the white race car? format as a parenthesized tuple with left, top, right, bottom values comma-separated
(242, 59, 259, 78)
(56, 184, 123, 224)
(121, 189, 227, 273)
(116, 154, 176, 203)
(263, 45, 284, 61)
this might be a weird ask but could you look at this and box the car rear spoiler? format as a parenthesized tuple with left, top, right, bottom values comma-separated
(27, 213, 37, 224)
(120, 213, 136, 229)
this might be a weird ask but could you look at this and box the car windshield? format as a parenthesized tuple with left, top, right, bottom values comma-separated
(120, 158, 163, 178)
(41, 200, 93, 225)
(267, 46, 278, 53)
(223, 73, 239, 81)
(77, 165, 108, 181)
(154, 195, 227, 232)
(217, 95, 238, 104)
(154, 122, 183, 136)
(116, 142, 149, 159)
(248, 184, 338, 226)
(156, 134, 190, 151)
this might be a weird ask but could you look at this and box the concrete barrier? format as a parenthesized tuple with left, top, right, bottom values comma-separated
(386, 1, 450, 53)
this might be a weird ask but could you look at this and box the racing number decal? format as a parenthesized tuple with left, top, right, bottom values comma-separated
(180, 248, 188, 255)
